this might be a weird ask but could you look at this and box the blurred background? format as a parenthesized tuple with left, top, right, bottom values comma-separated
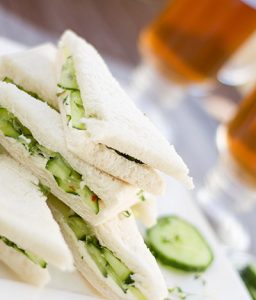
(1, 0, 256, 296)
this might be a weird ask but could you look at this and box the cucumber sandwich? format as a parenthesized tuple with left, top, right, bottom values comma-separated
(0, 81, 144, 225)
(55, 31, 193, 195)
(0, 44, 164, 196)
(0, 154, 73, 286)
(48, 195, 168, 300)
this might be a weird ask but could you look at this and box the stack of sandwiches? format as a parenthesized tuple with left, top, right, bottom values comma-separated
(0, 31, 193, 300)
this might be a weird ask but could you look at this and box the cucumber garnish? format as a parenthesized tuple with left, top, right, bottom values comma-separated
(146, 216, 213, 272)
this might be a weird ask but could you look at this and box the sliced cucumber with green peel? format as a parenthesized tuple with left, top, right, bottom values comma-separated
(55, 177, 80, 194)
(46, 154, 72, 180)
(70, 91, 86, 130)
(128, 286, 147, 300)
(59, 56, 78, 90)
(79, 186, 99, 214)
(146, 216, 213, 272)
(241, 264, 256, 299)
(25, 250, 47, 268)
(68, 215, 93, 240)
(106, 264, 127, 290)
(103, 248, 132, 283)
(86, 242, 108, 277)
(0, 120, 20, 138)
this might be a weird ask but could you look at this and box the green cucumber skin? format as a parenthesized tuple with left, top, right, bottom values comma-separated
(102, 247, 132, 283)
(0, 236, 47, 269)
(146, 215, 214, 272)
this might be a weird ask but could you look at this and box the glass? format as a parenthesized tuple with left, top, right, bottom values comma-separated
(227, 87, 256, 182)
(197, 87, 256, 255)
(140, 0, 256, 85)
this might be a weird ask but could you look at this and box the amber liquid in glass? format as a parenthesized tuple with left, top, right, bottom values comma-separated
(228, 88, 256, 182)
(140, 0, 256, 84)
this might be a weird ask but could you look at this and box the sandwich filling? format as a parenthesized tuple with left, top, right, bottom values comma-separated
(0, 106, 100, 214)
(51, 197, 146, 300)
(57, 55, 144, 165)
(0, 236, 46, 268)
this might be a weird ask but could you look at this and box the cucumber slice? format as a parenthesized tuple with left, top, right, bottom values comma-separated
(25, 250, 47, 268)
(46, 154, 72, 180)
(241, 264, 256, 289)
(102, 248, 132, 283)
(47, 195, 73, 218)
(0, 119, 20, 138)
(70, 91, 86, 130)
(0, 108, 20, 138)
(86, 242, 108, 277)
(67, 215, 93, 240)
(55, 177, 80, 194)
(106, 264, 126, 290)
(59, 56, 78, 90)
(0, 107, 12, 120)
(146, 216, 213, 272)
(78, 186, 99, 214)
(128, 286, 147, 300)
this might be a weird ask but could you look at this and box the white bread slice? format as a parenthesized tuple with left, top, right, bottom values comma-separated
(0, 154, 73, 272)
(0, 239, 49, 286)
(57, 30, 193, 189)
(49, 197, 168, 300)
(0, 43, 58, 109)
(0, 82, 140, 225)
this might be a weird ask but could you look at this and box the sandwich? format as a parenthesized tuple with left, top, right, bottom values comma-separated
(0, 81, 143, 225)
(48, 195, 168, 300)
(0, 43, 58, 110)
(0, 39, 193, 196)
(0, 154, 73, 286)
(56, 30, 193, 194)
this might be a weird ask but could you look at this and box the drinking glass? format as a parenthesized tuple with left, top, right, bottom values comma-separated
(140, 0, 256, 85)
(198, 87, 256, 254)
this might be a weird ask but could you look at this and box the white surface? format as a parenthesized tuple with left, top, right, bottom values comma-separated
(0, 37, 251, 300)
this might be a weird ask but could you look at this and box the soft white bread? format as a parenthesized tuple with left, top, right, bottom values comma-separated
(49, 200, 168, 300)
(57, 30, 193, 189)
(0, 44, 58, 109)
(60, 130, 165, 195)
(0, 82, 140, 225)
(0, 154, 73, 271)
(0, 239, 49, 286)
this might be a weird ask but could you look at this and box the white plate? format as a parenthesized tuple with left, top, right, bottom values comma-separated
(0, 37, 251, 300)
